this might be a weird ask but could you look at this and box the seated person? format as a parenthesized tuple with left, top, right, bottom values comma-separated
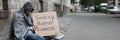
(12, 2, 45, 40)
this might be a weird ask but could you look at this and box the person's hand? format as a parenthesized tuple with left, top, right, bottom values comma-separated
(33, 25, 38, 30)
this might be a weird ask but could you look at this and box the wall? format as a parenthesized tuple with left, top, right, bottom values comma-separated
(0, 0, 41, 40)
(48, 0, 54, 11)
(62, 0, 71, 15)
(62, 0, 71, 8)
(42, 0, 49, 11)
(52, 0, 60, 4)
(30, 0, 40, 13)
(8, 0, 30, 19)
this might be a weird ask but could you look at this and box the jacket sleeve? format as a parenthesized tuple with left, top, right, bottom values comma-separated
(13, 14, 26, 40)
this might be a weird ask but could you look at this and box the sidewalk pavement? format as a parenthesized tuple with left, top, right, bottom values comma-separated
(58, 17, 72, 34)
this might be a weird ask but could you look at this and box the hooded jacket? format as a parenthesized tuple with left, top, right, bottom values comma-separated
(12, 2, 34, 40)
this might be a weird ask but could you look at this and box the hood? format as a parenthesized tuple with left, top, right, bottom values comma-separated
(18, 2, 34, 13)
(23, 2, 34, 12)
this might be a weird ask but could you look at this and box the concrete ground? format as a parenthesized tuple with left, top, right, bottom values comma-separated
(0, 19, 11, 40)
(63, 13, 120, 40)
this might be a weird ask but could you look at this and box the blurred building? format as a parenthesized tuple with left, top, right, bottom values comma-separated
(108, 0, 120, 7)
(108, 0, 115, 6)
(0, 0, 71, 19)
(39, 0, 71, 17)
(70, 0, 81, 12)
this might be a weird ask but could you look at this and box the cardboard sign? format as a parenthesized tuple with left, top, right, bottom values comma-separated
(32, 12, 60, 36)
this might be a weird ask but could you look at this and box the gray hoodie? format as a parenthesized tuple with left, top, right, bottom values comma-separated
(12, 2, 34, 40)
